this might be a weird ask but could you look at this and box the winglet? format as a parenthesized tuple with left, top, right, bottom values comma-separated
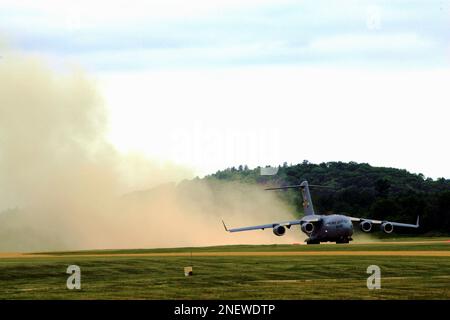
(416, 216, 420, 228)
(222, 219, 229, 232)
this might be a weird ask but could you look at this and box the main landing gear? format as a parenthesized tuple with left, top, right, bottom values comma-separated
(336, 237, 352, 244)
(305, 237, 353, 244)
(306, 239, 320, 245)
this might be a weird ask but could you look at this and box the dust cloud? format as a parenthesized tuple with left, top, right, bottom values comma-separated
(0, 52, 301, 252)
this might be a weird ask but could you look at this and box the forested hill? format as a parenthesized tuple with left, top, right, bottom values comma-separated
(206, 161, 450, 234)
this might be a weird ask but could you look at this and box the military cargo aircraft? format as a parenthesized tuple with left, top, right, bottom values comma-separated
(222, 181, 419, 244)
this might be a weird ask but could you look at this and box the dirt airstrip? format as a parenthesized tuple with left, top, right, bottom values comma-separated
(1, 240, 448, 259)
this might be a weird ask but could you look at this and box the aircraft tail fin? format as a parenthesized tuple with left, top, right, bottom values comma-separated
(265, 181, 319, 216)
(299, 181, 315, 216)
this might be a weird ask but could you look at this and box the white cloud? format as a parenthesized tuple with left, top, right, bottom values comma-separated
(0, 0, 285, 24)
(1, 0, 448, 70)
(308, 33, 434, 53)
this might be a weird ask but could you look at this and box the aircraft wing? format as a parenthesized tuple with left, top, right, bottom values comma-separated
(349, 216, 420, 228)
(222, 216, 320, 233)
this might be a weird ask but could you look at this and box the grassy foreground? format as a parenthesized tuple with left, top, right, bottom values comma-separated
(0, 239, 449, 299)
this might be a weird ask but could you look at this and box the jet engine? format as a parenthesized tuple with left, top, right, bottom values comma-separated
(301, 222, 315, 234)
(360, 220, 372, 232)
(381, 222, 394, 234)
(273, 225, 286, 236)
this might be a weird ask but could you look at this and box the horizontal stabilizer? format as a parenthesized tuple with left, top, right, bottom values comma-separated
(265, 184, 334, 190)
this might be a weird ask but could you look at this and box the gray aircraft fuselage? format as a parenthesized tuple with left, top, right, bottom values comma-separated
(304, 214, 353, 243)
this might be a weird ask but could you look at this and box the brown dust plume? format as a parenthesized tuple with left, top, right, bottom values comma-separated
(0, 52, 301, 252)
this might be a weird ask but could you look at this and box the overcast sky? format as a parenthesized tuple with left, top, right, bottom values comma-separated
(1, 0, 449, 178)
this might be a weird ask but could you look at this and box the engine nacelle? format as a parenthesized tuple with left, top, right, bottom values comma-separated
(381, 222, 394, 234)
(273, 225, 286, 236)
(360, 220, 372, 232)
(301, 222, 315, 234)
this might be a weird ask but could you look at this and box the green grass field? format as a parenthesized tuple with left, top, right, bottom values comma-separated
(0, 238, 449, 299)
